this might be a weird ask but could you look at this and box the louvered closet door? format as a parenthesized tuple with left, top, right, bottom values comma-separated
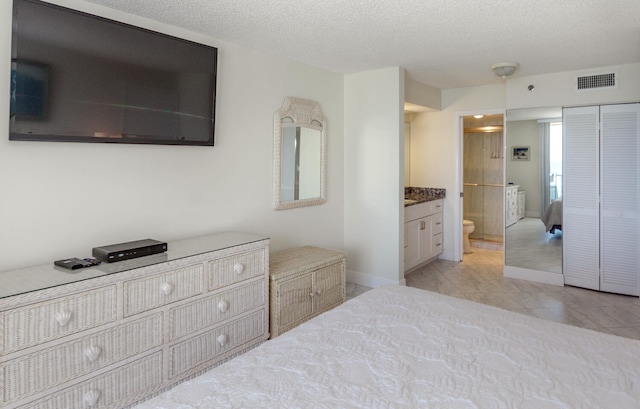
(563, 106, 600, 290)
(600, 104, 640, 296)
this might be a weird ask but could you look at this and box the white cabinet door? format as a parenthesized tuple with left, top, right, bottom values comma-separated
(419, 217, 433, 261)
(600, 104, 640, 296)
(563, 106, 600, 291)
(404, 218, 421, 270)
(405, 216, 433, 271)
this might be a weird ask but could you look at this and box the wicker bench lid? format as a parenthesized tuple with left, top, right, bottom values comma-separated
(269, 246, 345, 280)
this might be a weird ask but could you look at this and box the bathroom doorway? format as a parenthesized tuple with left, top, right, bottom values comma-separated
(462, 114, 505, 251)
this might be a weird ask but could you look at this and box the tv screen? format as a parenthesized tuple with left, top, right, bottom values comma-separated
(10, 0, 217, 146)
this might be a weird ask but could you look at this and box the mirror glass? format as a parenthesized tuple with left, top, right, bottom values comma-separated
(505, 107, 563, 274)
(280, 126, 322, 201)
(273, 97, 326, 210)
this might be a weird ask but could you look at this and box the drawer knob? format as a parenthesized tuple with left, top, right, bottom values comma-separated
(84, 345, 101, 363)
(217, 334, 228, 346)
(218, 300, 229, 313)
(309, 291, 316, 298)
(160, 282, 174, 295)
(234, 263, 245, 275)
(83, 389, 101, 407)
(54, 310, 72, 327)
(315, 289, 322, 296)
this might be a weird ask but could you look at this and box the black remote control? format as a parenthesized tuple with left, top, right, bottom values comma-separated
(54, 257, 101, 270)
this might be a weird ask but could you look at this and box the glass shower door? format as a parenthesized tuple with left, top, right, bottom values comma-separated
(463, 128, 504, 243)
(463, 131, 485, 239)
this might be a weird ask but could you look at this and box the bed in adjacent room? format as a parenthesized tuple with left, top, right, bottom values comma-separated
(542, 198, 563, 233)
(134, 285, 640, 409)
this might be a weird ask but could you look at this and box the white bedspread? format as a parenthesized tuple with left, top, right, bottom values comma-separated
(134, 285, 640, 409)
(542, 199, 563, 232)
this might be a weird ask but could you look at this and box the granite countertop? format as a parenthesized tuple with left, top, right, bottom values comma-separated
(404, 187, 446, 207)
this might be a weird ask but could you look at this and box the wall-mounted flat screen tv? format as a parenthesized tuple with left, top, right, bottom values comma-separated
(10, 0, 217, 146)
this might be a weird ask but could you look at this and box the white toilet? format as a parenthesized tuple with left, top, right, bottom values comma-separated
(463, 220, 475, 254)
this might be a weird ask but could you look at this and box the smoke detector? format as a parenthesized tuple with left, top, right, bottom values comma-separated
(491, 62, 519, 79)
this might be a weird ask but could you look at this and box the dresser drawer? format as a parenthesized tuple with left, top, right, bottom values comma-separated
(169, 309, 265, 378)
(169, 279, 266, 341)
(1, 286, 116, 354)
(19, 352, 163, 409)
(208, 249, 265, 290)
(1, 313, 162, 405)
(123, 264, 203, 317)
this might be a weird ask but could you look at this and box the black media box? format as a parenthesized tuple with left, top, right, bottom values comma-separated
(92, 239, 167, 263)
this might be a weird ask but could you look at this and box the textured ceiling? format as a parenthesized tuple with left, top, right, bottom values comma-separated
(82, 0, 640, 89)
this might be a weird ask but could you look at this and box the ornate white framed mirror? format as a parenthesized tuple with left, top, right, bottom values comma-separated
(273, 97, 327, 210)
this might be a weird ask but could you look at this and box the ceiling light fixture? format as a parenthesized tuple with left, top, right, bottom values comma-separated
(491, 62, 519, 79)
(473, 115, 484, 119)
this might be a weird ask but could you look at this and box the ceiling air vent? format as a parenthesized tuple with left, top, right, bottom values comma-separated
(576, 72, 616, 91)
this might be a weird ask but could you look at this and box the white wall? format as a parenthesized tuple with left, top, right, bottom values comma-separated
(344, 67, 405, 287)
(405, 78, 441, 111)
(0, 0, 345, 271)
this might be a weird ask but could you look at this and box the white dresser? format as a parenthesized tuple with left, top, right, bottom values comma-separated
(0, 232, 269, 409)
(517, 191, 526, 220)
(505, 185, 519, 227)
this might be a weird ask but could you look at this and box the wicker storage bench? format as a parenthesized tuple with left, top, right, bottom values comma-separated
(269, 246, 346, 337)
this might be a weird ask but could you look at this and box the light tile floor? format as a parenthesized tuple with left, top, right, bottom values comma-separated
(348, 248, 640, 340)
(505, 217, 562, 273)
(346, 282, 372, 300)
(406, 248, 640, 340)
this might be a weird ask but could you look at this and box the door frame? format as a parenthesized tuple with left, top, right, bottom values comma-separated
(454, 108, 505, 262)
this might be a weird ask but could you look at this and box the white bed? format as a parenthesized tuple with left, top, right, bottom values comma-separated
(134, 285, 640, 409)
(542, 198, 563, 233)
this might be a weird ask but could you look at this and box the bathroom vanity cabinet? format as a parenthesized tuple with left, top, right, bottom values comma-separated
(404, 199, 443, 272)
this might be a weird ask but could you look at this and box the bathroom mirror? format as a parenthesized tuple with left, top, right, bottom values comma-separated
(273, 97, 327, 210)
(504, 107, 563, 274)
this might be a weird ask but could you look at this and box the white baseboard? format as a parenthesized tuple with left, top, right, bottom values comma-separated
(503, 265, 564, 286)
(346, 270, 405, 288)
